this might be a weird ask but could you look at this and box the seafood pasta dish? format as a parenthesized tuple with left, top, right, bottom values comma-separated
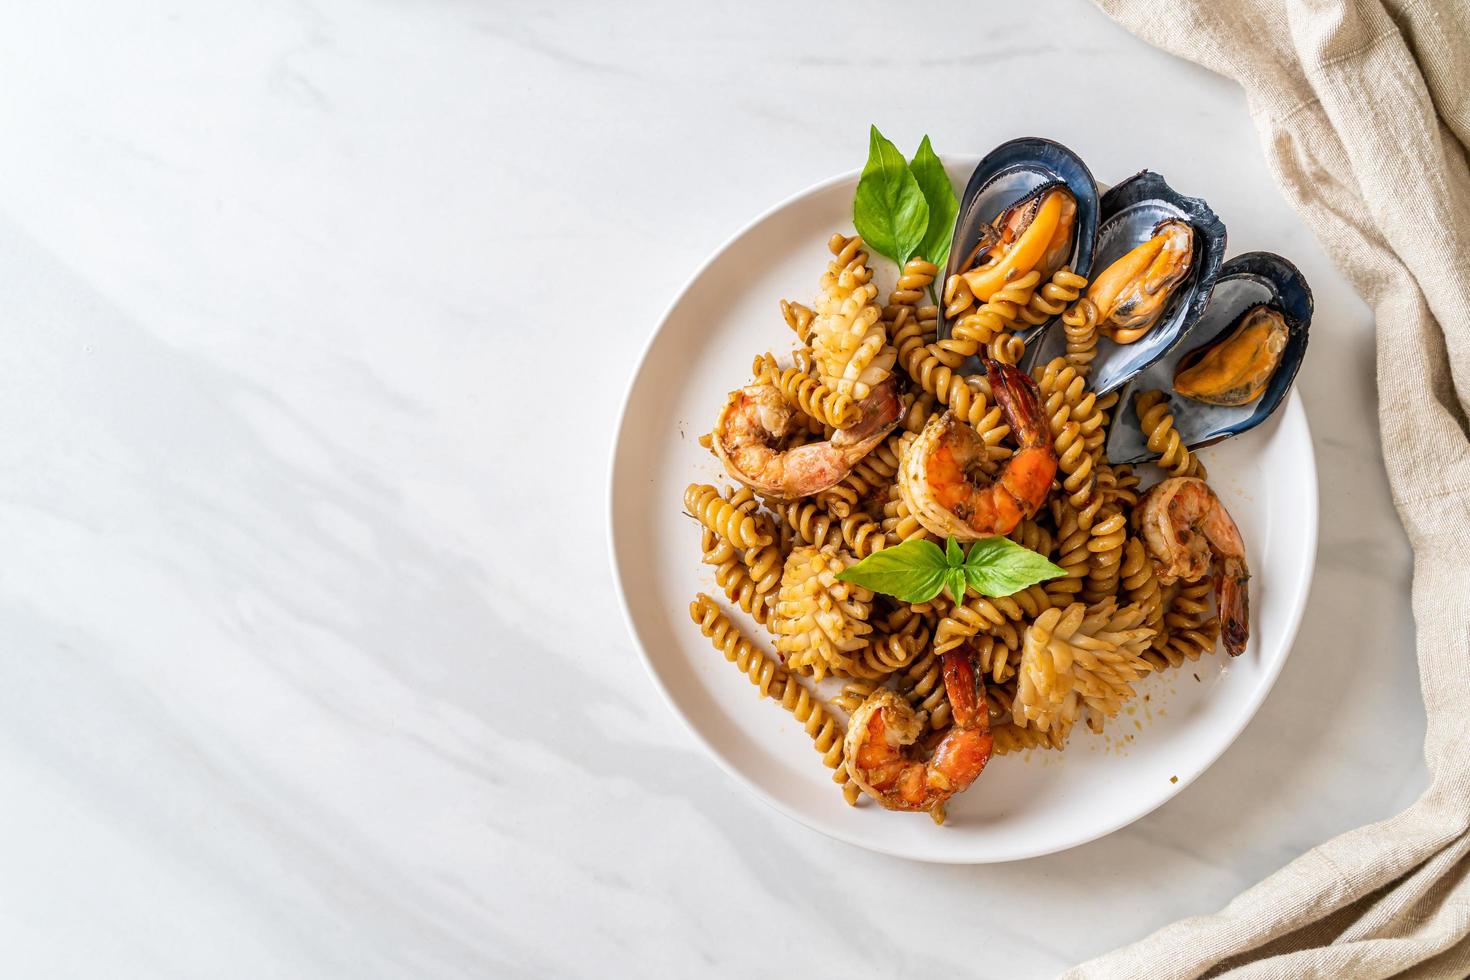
(682, 132, 1311, 823)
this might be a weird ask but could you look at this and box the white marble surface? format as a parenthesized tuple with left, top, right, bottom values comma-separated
(0, 1, 1422, 976)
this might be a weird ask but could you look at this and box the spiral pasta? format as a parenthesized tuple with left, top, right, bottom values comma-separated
(1110, 464, 1142, 509)
(901, 390, 937, 434)
(814, 428, 903, 517)
(1142, 574, 1222, 670)
(689, 592, 786, 698)
(776, 499, 889, 557)
(700, 528, 773, 626)
(772, 665, 852, 799)
(876, 599, 933, 636)
(1165, 573, 1215, 628)
(850, 628, 925, 679)
(1120, 537, 1164, 639)
(1047, 498, 1091, 607)
(933, 584, 1052, 655)
(752, 352, 860, 430)
(892, 297, 1015, 440)
(1143, 573, 1219, 670)
(886, 257, 938, 329)
(1151, 619, 1221, 671)
(1016, 267, 1088, 328)
(981, 679, 1064, 753)
(986, 330, 1027, 366)
(685, 483, 773, 549)
(943, 272, 978, 323)
(1134, 389, 1207, 479)
(781, 299, 815, 343)
(1033, 357, 1110, 518)
(1082, 507, 1128, 604)
(832, 679, 881, 716)
(1008, 517, 1055, 559)
(938, 270, 1040, 366)
(1060, 296, 1100, 375)
(812, 483, 861, 521)
(1090, 391, 1119, 457)
(974, 630, 1022, 684)
(881, 478, 938, 546)
(688, 594, 859, 802)
(1034, 357, 1110, 439)
(895, 648, 952, 732)
(992, 720, 1068, 754)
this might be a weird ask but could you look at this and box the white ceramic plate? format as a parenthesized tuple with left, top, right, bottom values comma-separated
(609, 159, 1317, 863)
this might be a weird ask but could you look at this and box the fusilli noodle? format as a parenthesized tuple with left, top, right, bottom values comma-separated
(940, 270, 1039, 366)
(752, 352, 860, 429)
(933, 585, 1052, 655)
(1059, 296, 1100, 375)
(1047, 498, 1091, 607)
(895, 648, 952, 732)
(1134, 389, 1207, 479)
(776, 499, 889, 557)
(1120, 536, 1164, 639)
(781, 299, 815, 343)
(1082, 507, 1128, 604)
(685, 483, 773, 549)
(1016, 267, 1088, 328)
(1143, 574, 1221, 670)
(700, 528, 773, 626)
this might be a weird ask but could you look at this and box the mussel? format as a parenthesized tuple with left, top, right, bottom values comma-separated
(940, 138, 1100, 339)
(1022, 170, 1226, 395)
(1174, 305, 1290, 406)
(1087, 218, 1195, 344)
(1106, 251, 1312, 465)
(960, 183, 1077, 303)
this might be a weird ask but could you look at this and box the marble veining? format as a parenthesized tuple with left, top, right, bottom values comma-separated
(0, 1, 1418, 977)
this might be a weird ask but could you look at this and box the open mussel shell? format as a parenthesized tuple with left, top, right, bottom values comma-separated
(1107, 251, 1312, 464)
(1024, 170, 1227, 394)
(938, 137, 1099, 339)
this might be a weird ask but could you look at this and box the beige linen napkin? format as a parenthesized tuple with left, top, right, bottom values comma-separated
(1065, 1, 1470, 977)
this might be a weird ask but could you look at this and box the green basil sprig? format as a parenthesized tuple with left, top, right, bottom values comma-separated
(836, 534, 1066, 604)
(852, 127, 960, 269)
(908, 135, 960, 271)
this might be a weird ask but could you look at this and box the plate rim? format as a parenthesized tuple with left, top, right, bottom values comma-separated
(607, 162, 1320, 864)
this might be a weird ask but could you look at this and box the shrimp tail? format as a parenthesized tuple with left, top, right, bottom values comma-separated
(983, 360, 1057, 526)
(832, 376, 904, 451)
(985, 359, 1048, 449)
(933, 647, 992, 794)
(1217, 556, 1250, 657)
(941, 648, 983, 729)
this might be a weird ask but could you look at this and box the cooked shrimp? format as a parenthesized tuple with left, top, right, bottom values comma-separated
(1136, 476, 1250, 657)
(898, 360, 1058, 539)
(711, 376, 903, 499)
(845, 648, 992, 814)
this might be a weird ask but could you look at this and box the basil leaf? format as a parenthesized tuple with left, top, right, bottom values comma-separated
(835, 537, 948, 603)
(853, 126, 928, 266)
(945, 534, 964, 567)
(909, 135, 959, 269)
(963, 536, 1068, 597)
(946, 568, 969, 605)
